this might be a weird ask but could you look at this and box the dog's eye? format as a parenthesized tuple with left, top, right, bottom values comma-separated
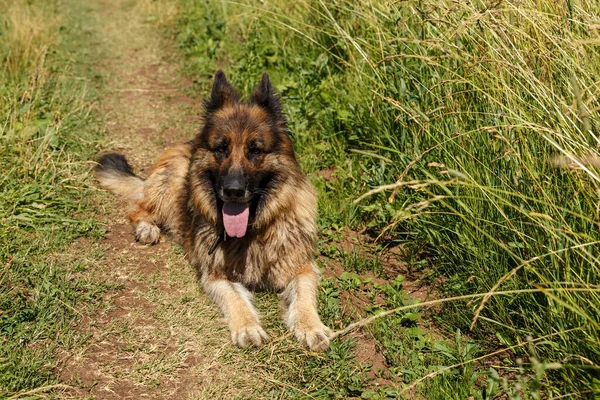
(214, 144, 228, 156)
(249, 145, 262, 157)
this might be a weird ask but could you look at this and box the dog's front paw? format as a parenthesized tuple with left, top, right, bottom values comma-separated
(134, 221, 160, 244)
(295, 322, 332, 352)
(230, 323, 268, 348)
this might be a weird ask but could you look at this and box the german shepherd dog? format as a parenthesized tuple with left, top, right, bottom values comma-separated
(96, 71, 331, 351)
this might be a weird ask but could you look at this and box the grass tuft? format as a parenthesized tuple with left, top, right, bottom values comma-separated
(0, 0, 58, 80)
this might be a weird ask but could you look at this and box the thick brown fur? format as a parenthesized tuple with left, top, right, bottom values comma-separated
(95, 71, 331, 351)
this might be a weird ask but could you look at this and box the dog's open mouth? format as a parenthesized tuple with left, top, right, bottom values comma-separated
(222, 201, 250, 238)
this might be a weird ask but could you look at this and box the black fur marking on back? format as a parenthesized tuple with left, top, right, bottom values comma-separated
(96, 153, 136, 176)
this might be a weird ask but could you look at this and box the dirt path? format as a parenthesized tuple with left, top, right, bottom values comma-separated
(57, 1, 267, 398)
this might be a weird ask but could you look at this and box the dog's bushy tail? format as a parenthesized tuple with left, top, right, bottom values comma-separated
(95, 153, 144, 201)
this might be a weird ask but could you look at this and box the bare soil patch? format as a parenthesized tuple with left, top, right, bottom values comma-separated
(318, 228, 437, 394)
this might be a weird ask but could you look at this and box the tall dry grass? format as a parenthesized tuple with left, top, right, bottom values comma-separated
(0, 0, 58, 79)
(138, 0, 178, 27)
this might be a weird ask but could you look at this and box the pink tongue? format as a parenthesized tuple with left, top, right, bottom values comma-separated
(222, 202, 250, 238)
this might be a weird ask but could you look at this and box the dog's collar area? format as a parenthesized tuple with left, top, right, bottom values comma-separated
(208, 230, 224, 255)
(207, 227, 254, 255)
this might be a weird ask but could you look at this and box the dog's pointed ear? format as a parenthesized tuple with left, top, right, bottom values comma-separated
(205, 70, 239, 113)
(251, 73, 283, 121)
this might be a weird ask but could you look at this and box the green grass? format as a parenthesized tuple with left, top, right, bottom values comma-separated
(171, 0, 600, 397)
(0, 0, 110, 395)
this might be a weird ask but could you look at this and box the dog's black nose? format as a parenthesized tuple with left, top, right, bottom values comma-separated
(223, 173, 246, 200)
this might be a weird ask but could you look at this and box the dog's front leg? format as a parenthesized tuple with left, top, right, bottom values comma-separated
(204, 276, 268, 348)
(280, 264, 331, 352)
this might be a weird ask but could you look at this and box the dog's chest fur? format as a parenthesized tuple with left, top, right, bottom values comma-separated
(186, 193, 317, 291)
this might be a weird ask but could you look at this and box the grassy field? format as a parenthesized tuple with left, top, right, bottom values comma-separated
(1, 0, 599, 398)
(172, 0, 600, 397)
(0, 0, 111, 395)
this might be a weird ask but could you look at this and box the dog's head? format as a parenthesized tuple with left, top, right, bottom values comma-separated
(191, 71, 300, 238)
